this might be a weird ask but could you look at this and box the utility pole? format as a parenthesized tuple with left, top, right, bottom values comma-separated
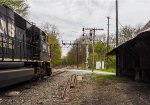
(106, 16, 110, 69)
(116, 0, 119, 76)
(85, 44, 89, 69)
(107, 16, 110, 53)
(83, 28, 104, 72)
(82, 28, 89, 70)
(116, 0, 118, 47)
(92, 29, 95, 72)
(76, 44, 79, 69)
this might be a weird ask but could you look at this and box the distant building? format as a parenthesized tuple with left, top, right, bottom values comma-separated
(96, 61, 104, 69)
(108, 21, 150, 82)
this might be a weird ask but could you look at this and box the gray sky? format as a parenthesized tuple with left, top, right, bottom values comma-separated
(27, 0, 150, 56)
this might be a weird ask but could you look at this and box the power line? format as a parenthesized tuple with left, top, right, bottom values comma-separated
(118, 21, 124, 28)
(104, 1, 115, 17)
(107, 4, 113, 16)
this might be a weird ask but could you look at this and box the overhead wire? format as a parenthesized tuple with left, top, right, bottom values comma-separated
(119, 21, 124, 28)
(105, 1, 117, 35)
(87, 0, 91, 28)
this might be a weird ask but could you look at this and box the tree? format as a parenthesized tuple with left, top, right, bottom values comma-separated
(42, 22, 60, 37)
(118, 25, 141, 45)
(48, 35, 62, 66)
(61, 37, 86, 68)
(94, 42, 107, 63)
(62, 34, 116, 69)
(42, 23, 62, 67)
(107, 25, 142, 47)
(88, 52, 98, 68)
(0, 0, 29, 16)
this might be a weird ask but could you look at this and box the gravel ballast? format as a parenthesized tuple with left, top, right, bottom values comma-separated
(1, 69, 150, 105)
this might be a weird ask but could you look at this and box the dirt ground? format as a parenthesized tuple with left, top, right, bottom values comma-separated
(67, 74, 150, 105)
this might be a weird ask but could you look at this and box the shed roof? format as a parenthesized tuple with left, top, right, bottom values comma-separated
(107, 21, 150, 55)
(138, 21, 150, 33)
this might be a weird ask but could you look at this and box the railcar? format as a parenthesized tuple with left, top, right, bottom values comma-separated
(0, 5, 51, 88)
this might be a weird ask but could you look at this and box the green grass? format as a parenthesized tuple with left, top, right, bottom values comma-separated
(95, 68, 116, 73)
(95, 74, 120, 82)
(101, 68, 116, 73)
(85, 74, 121, 84)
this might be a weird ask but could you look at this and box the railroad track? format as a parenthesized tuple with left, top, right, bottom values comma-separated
(56, 74, 78, 100)
(0, 70, 67, 92)
(51, 70, 67, 77)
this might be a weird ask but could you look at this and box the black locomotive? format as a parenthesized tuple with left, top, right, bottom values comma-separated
(0, 5, 51, 88)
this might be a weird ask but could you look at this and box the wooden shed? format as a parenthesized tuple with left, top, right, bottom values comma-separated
(108, 21, 150, 81)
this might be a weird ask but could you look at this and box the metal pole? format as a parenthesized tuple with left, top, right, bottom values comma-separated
(92, 29, 95, 72)
(76, 44, 79, 69)
(83, 28, 104, 72)
(85, 44, 89, 69)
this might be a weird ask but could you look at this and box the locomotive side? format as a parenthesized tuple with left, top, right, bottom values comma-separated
(0, 5, 51, 88)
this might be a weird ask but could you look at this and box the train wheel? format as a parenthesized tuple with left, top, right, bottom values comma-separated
(41, 68, 46, 80)
(32, 67, 41, 81)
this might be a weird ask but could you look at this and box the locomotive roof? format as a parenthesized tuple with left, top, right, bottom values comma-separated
(0, 5, 43, 32)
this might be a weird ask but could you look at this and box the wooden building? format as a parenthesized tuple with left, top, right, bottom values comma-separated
(108, 21, 150, 81)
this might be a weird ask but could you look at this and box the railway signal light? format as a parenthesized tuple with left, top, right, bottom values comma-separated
(90, 30, 92, 37)
(82, 28, 84, 32)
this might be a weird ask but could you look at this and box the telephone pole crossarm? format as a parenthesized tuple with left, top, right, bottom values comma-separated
(83, 28, 104, 31)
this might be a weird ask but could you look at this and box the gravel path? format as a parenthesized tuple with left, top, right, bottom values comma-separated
(0, 69, 79, 105)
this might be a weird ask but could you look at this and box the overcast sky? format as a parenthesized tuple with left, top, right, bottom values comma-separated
(27, 0, 150, 56)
